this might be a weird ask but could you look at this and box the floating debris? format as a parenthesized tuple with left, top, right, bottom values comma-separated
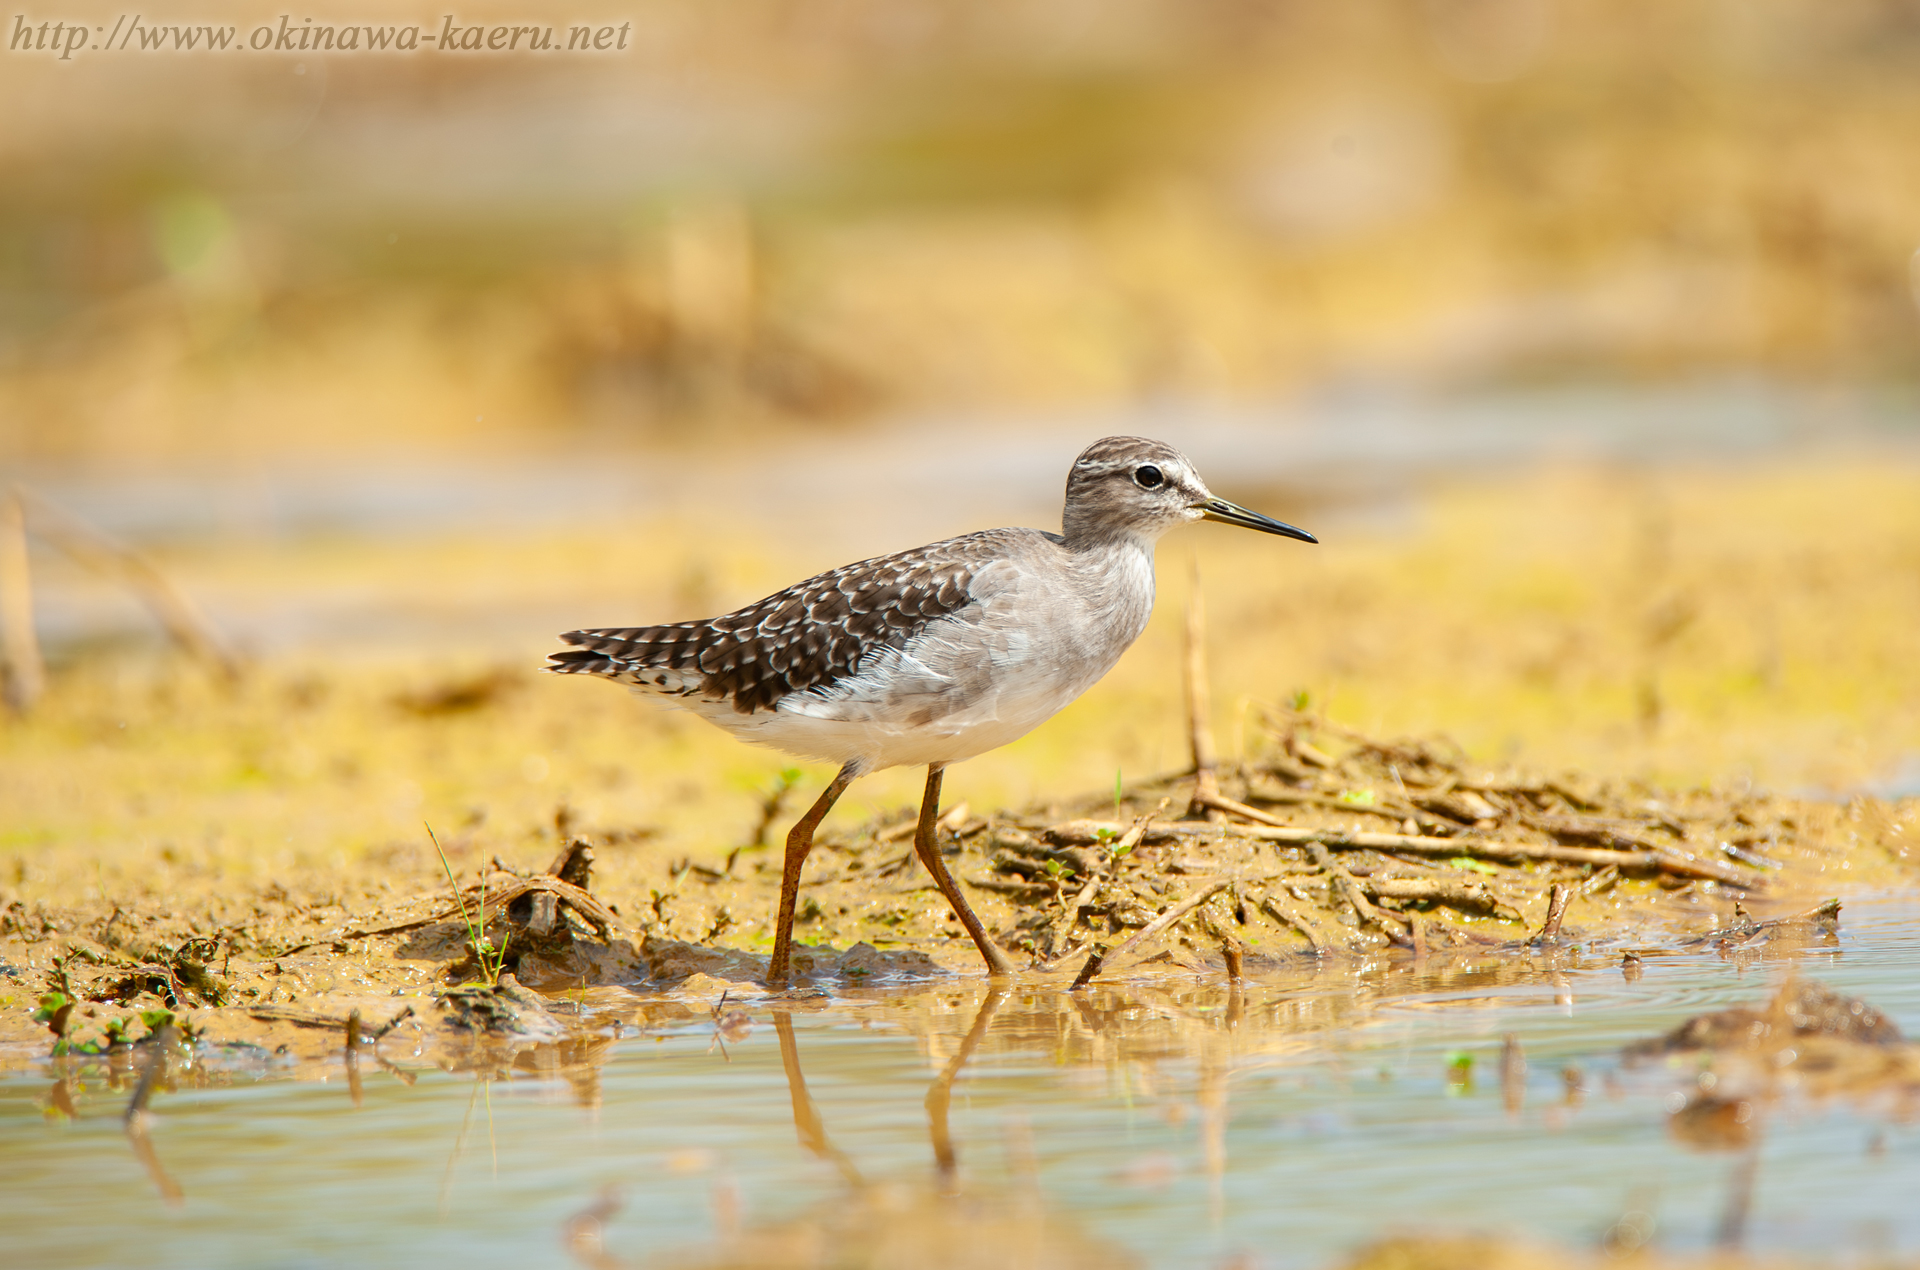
(1627, 977, 1901, 1056)
(438, 974, 568, 1040)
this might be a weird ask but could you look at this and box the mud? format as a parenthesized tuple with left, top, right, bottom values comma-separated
(5, 704, 1915, 1085)
(1630, 976, 1920, 1152)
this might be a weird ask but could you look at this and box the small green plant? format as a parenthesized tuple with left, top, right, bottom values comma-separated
(427, 824, 508, 986)
(33, 991, 73, 1054)
(1290, 689, 1311, 711)
(1112, 768, 1124, 820)
(35, 995, 181, 1057)
(1338, 788, 1377, 808)
(1448, 857, 1499, 876)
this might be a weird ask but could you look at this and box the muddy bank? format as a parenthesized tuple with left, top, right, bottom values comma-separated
(9, 867, 1920, 1270)
(4, 707, 1915, 1074)
(475, 971, 1920, 1270)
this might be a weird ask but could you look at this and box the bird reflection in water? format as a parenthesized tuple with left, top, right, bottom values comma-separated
(570, 989, 1141, 1270)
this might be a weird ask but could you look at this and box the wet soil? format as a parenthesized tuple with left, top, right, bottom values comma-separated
(6, 706, 1915, 1081)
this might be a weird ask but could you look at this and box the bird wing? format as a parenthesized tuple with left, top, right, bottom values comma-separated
(546, 528, 1046, 715)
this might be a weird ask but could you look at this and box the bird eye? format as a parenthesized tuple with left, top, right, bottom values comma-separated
(1133, 465, 1164, 489)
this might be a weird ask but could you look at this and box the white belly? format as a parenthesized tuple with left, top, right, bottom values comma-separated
(676, 543, 1156, 773)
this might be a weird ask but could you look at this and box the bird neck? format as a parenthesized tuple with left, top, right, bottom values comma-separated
(1062, 528, 1158, 643)
(1061, 513, 1160, 555)
(1061, 526, 1157, 583)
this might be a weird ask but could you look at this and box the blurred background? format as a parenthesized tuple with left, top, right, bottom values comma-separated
(3, 0, 1919, 873)
(12, 0, 1920, 483)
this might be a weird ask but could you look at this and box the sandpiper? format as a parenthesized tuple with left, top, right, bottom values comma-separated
(546, 436, 1316, 985)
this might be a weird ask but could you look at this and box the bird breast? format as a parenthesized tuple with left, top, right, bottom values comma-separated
(792, 539, 1153, 722)
(675, 533, 1159, 771)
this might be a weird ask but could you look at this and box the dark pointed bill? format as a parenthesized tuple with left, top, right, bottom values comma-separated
(1199, 497, 1317, 544)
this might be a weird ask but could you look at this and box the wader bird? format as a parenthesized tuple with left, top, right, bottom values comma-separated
(547, 436, 1316, 985)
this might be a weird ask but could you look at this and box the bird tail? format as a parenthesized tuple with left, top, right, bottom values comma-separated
(545, 628, 647, 677)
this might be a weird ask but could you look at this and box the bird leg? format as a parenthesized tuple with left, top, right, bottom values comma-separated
(914, 765, 1018, 976)
(768, 761, 858, 988)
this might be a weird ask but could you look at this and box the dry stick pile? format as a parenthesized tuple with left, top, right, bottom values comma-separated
(922, 591, 1810, 981)
(313, 596, 1823, 988)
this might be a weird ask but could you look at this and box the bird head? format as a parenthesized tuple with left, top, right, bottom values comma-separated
(1061, 436, 1317, 548)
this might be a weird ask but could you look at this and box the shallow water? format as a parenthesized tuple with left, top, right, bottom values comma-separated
(5, 900, 1918, 1269)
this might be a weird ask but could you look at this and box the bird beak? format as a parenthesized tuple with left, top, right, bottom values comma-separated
(1198, 497, 1317, 543)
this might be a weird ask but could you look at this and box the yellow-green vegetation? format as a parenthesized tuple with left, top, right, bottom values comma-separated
(2, 453, 1916, 936)
(9, 3, 1920, 463)
(4, 454, 1918, 889)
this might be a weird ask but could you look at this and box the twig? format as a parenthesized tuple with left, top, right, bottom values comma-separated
(1362, 876, 1521, 921)
(1068, 949, 1106, 990)
(1048, 874, 1103, 959)
(1419, 915, 1514, 946)
(345, 1009, 365, 1109)
(1310, 845, 1411, 946)
(1183, 568, 1224, 822)
(1532, 883, 1573, 944)
(526, 838, 590, 938)
(1675, 897, 1841, 948)
(966, 876, 1054, 901)
(1580, 864, 1622, 897)
(1226, 824, 1764, 888)
(0, 491, 44, 712)
(1256, 890, 1325, 953)
(1112, 810, 1157, 856)
(1196, 790, 1289, 827)
(547, 839, 595, 888)
(1220, 937, 1244, 981)
(1240, 782, 1450, 833)
(16, 486, 241, 681)
(1072, 880, 1231, 987)
(1524, 813, 1671, 854)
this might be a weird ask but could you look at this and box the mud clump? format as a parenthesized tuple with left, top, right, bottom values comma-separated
(1628, 977, 1920, 1139)
(3, 709, 1913, 1070)
(1629, 978, 1903, 1056)
(439, 974, 567, 1039)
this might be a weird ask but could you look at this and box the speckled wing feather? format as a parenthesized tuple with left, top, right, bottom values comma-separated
(547, 530, 1030, 714)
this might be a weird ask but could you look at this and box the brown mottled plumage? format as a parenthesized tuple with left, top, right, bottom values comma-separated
(544, 436, 1315, 986)
(549, 530, 1008, 715)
